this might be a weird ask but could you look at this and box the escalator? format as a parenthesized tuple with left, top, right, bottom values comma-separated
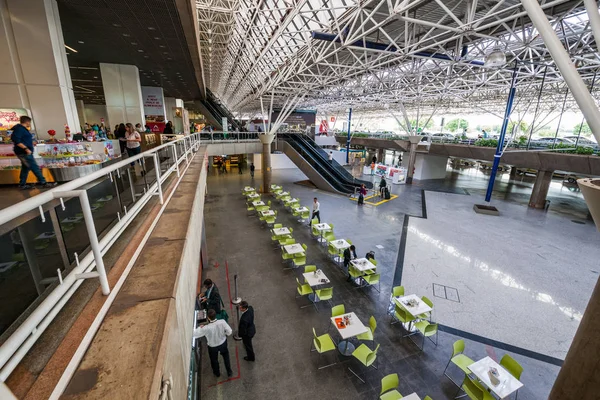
(280, 133, 372, 194)
(200, 90, 242, 131)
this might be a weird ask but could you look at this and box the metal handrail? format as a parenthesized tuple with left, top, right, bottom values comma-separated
(0, 133, 202, 380)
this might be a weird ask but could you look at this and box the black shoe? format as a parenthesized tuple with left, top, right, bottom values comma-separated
(19, 184, 33, 190)
(214, 372, 220, 378)
(227, 370, 233, 377)
(244, 357, 255, 362)
(40, 182, 57, 188)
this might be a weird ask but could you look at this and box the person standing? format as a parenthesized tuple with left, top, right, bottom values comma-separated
(238, 301, 256, 361)
(163, 121, 174, 134)
(328, 151, 333, 162)
(125, 123, 142, 167)
(238, 159, 243, 175)
(379, 175, 387, 197)
(193, 309, 233, 377)
(372, 155, 377, 165)
(343, 245, 357, 281)
(116, 123, 127, 154)
(135, 123, 144, 133)
(11, 116, 56, 189)
(311, 197, 320, 224)
(358, 184, 367, 206)
(221, 158, 227, 174)
(200, 279, 222, 313)
(250, 163, 255, 178)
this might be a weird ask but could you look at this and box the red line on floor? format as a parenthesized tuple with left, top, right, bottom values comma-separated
(485, 344, 498, 361)
(207, 260, 241, 388)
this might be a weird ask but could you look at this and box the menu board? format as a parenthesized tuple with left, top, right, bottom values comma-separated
(142, 87, 166, 132)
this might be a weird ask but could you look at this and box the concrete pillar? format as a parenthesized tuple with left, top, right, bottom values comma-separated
(99, 63, 144, 129)
(405, 136, 422, 184)
(528, 170, 553, 209)
(0, 0, 80, 140)
(258, 134, 275, 193)
(377, 148, 384, 164)
(412, 154, 448, 180)
(549, 276, 600, 399)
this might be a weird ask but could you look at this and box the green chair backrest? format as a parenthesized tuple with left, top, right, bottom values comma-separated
(289, 227, 294, 233)
(392, 285, 404, 297)
(301, 243, 307, 250)
(371, 259, 378, 266)
(424, 397, 433, 400)
(369, 316, 377, 333)
(319, 287, 333, 299)
(424, 323, 438, 336)
(500, 354, 523, 380)
(346, 239, 353, 245)
(305, 265, 317, 273)
(274, 223, 282, 229)
(380, 373, 399, 395)
(366, 343, 380, 367)
(331, 304, 345, 317)
(452, 340, 465, 357)
(463, 376, 484, 399)
(422, 296, 434, 309)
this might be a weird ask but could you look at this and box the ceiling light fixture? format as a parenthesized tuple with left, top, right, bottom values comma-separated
(77, 40, 84, 44)
(138, 49, 144, 53)
(64, 45, 78, 53)
(485, 47, 506, 68)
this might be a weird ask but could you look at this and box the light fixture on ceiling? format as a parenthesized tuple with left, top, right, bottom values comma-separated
(131, 42, 137, 45)
(138, 49, 144, 53)
(485, 47, 506, 68)
(64, 45, 78, 53)
(207, 29, 212, 34)
(77, 40, 84, 44)
(122, 33, 130, 37)
(148, 27, 155, 30)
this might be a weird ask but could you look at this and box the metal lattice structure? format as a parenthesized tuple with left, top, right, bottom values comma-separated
(196, 0, 599, 117)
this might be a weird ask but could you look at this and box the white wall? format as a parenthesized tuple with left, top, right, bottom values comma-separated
(84, 104, 108, 125)
(413, 154, 449, 180)
(164, 97, 176, 124)
(100, 63, 144, 129)
(253, 153, 297, 170)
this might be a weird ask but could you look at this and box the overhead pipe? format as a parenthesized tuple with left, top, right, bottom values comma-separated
(311, 31, 485, 66)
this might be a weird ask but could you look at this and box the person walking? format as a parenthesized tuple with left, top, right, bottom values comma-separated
(238, 301, 256, 361)
(221, 159, 227, 174)
(11, 116, 56, 189)
(238, 160, 243, 175)
(370, 162, 375, 176)
(358, 184, 367, 206)
(379, 175, 387, 197)
(199, 279, 222, 313)
(250, 163, 255, 178)
(125, 123, 142, 167)
(193, 309, 233, 377)
(310, 197, 320, 224)
(328, 151, 333, 162)
(343, 245, 357, 281)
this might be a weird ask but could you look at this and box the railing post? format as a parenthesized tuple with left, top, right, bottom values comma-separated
(171, 143, 180, 177)
(152, 153, 164, 204)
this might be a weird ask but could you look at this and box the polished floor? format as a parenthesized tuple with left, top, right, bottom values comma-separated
(198, 166, 574, 399)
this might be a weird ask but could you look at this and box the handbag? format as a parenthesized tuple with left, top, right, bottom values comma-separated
(216, 298, 229, 322)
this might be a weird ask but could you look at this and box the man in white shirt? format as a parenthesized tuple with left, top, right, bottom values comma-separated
(193, 309, 233, 377)
(311, 197, 320, 224)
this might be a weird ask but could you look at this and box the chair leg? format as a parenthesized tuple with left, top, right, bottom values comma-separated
(348, 367, 365, 384)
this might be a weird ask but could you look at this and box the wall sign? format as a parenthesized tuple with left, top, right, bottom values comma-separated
(142, 87, 166, 132)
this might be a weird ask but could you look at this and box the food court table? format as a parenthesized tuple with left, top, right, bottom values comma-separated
(402, 394, 421, 400)
(247, 193, 260, 200)
(293, 206, 309, 222)
(302, 269, 330, 302)
(329, 239, 351, 263)
(350, 258, 376, 273)
(244, 186, 256, 192)
(260, 210, 275, 217)
(313, 223, 331, 243)
(273, 227, 291, 236)
(330, 312, 369, 355)
(468, 356, 523, 399)
(284, 243, 305, 255)
(395, 294, 432, 317)
(252, 201, 265, 207)
(283, 197, 299, 206)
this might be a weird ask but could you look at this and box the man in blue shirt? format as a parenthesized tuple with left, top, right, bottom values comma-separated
(11, 116, 56, 189)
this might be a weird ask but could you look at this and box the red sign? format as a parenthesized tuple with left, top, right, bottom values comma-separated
(151, 123, 166, 132)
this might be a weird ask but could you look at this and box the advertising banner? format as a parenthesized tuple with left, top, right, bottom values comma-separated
(142, 87, 166, 133)
(0, 108, 33, 131)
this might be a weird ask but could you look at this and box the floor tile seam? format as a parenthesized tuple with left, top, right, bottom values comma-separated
(437, 323, 564, 367)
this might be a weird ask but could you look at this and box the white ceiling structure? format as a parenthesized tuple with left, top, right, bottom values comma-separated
(196, 0, 599, 120)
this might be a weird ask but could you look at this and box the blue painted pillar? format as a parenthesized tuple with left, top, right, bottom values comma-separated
(485, 64, 518, 202)
(346, 108, 352, 164)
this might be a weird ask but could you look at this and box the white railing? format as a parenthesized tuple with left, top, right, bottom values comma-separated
(0, 133, 203, 381)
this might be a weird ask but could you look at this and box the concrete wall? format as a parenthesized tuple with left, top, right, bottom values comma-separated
(83, 104, 108, 125)
(412, 154, 449, 180)
(253, 153, 297, 170)
(205, 142, 262, 156)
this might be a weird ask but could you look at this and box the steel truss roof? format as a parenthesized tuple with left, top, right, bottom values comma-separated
(196, 0, 599, 117)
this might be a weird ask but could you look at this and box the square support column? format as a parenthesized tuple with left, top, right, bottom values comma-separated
(100, 63, 144, 129)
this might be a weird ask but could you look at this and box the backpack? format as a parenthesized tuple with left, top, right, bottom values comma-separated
(384, 187, 391, 199)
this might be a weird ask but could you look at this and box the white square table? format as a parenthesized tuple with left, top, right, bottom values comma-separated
(273, 227, 291, 236)
(252, 201, 265, 207)
(303, 269, 330, 302)
(330, 312, 369, 355)
(247, 193, 260, 199)
(313, 223, 331, 243)
(468, 356, 523, 399)
(62, 216, 83, 224)
(278, 191, 289, 199)
(244, 186, 255, 192)
(260, 210, 275, 217)
(350, 258, 376, 272)
(402, 394, 421, 400)
(35, 232, 56, 240)
(329, 239, 350, 262)
(395, 294, 432, 317)
(283, 197, 299, 206)
(284, 243, 304, 255)
(293, 206, 309, 213)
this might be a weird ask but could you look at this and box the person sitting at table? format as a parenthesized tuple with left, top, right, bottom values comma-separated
(343, 245, 357, 281)
(199, 279, 222, 313)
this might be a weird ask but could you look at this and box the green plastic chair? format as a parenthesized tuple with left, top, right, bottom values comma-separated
(293, 255, 307, 268)
(357, 316, 377, 342)
(349, 343, 380, 383)
(418, 296, 434, 320)
(346, 239, 353, 245)
(461, 375, 494, 400)
(281, 248, 295, 264)
(304, 265, 317, 273)
(274, 223, 282, 229)
(322, 231, 336, 244)
(379, 373, 402, 400)
(424, 396, 433, 400)
(265, 216, 276, 226)
(348, 265, 363, 280)
(389, 286, 405, 314)
(500, 354, 523, 399)
(331, 304, 345, 317)
(300, 210, 310, 222)
(392, 304, 417, 332)
(311, 225, 320, 238)
(327, 243, 338, 258)
(310, 218, 319, 226)
(315, 287, 333, 307)
(443, 340, 475, 387)
(370, 259, 378, 266)
(279, 237, 295, 246)
(311, 328, 337, 369)
(414, 320, 438, 350)
(363, 273, 381, 292)
(296, 278, 314, 309)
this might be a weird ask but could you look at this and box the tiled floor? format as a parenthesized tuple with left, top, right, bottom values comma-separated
(198, 165, 578, 399)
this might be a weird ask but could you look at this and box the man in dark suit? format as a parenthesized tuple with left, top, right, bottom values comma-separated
(238, 301, 256, 361)
(343, 245, 357, 281)
(200, 279, 221, 313)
